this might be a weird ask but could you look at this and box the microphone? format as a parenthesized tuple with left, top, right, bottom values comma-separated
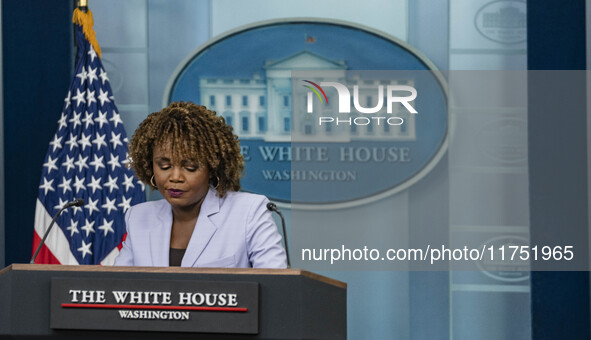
(30, 198, 85, 264)
(267, 202, 290, 267)
(64, 198, 85, 209)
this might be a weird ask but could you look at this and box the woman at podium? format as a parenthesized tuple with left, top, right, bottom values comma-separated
(114, 102, 287, 268)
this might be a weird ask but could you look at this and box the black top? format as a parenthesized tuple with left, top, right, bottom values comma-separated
(169, 248, 186, 266)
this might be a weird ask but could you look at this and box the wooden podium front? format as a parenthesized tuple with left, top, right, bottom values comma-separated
(0, 264, 346, 339)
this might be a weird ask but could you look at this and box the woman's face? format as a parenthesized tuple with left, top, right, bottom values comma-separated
(152, 143, 210, 213)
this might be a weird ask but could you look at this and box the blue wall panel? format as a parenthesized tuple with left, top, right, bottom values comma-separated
(527, 0, 590, 339)
(2, 0, 73, 264)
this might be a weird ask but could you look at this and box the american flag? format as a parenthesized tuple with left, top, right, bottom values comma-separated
(32, 9, 145, 265)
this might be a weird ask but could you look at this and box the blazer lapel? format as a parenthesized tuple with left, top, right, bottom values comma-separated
(149, 200, 172, 266)
(182, 188, 220, 267)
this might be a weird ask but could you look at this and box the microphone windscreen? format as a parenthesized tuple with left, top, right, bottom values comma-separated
(74, 198, 85, 207)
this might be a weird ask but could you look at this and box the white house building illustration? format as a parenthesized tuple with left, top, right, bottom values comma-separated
(199, 51, 416, 142)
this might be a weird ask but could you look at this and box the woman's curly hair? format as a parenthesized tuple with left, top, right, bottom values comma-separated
(128, 101, 244, 197)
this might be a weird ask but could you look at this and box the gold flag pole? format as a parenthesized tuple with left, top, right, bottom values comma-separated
(73, 0, 88, 49)
(73, 0, 102, 58)
(78, 0, 88, 12)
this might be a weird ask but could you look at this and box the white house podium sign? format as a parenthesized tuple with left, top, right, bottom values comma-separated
(0, 264, 347, 339)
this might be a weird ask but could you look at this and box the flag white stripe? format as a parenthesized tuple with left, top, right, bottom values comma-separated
(100, 246, 120, 266)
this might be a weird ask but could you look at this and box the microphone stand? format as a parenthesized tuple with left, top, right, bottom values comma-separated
(267, 202, 290, 267)
(30, 199, 84, 264)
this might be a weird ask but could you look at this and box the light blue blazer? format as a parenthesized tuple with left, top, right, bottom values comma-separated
(114, 188, 287, 268)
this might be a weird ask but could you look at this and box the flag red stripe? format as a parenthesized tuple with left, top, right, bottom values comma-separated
(117, 233, 127, 251)
(32, 231, 62, 264)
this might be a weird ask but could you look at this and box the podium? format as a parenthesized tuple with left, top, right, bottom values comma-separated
(0, 264, 346, 339)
